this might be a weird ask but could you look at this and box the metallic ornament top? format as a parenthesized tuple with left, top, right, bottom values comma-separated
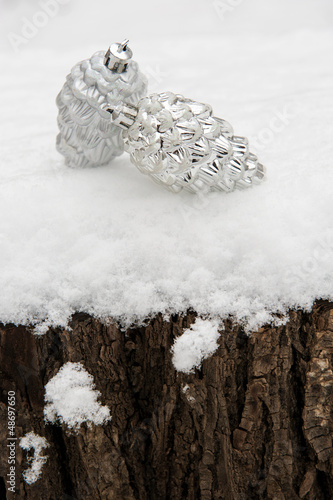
(56, 40, 148, 169)
(104, 39, 132, 73)
(109, 92, 265, 193)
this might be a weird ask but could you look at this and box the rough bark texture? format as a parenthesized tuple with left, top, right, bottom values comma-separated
(1, 301, 333, 499)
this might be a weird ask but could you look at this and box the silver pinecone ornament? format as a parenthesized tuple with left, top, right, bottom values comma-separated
(56, 40, 148, 168)
(110, 92, 265, 193)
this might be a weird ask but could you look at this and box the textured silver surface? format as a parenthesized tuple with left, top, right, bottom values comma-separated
(112, 92, 265, 193)
(56, 47, 147, 169)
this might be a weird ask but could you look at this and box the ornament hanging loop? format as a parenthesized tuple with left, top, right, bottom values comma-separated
(118, 39, 129, 53)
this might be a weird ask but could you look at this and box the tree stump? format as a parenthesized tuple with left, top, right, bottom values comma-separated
(1, 301, 333, 499)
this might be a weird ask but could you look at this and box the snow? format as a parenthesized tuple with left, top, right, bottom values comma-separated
(0, 0, 333, 333)
(19, 432, 49, 485)
(182, 384, 195, 402)
(172, 318, 221, 373)
(44, 362, 111, 430)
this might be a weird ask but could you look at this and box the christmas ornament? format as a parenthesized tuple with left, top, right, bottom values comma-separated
(56, 40, 148, 168)
(109, 92, 265, 193)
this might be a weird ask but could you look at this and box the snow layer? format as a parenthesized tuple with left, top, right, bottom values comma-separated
(172, 318, 221, 373)
(44, 362, 111, 430)
(0, 1, 333, 332)
(19, 432, 49, 485)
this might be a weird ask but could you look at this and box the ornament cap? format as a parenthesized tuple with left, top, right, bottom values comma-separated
(108, 102, 138, 130)
(104, 39, 133, 73)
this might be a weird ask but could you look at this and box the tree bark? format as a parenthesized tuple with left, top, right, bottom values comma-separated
(1, 301, 333, 500)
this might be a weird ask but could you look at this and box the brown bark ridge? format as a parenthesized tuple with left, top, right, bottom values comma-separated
(1, 301, 333, 500)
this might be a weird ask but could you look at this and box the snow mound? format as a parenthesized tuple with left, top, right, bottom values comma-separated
(44, 362, 111, 430)
(172, 318, 221, 373)
(0, 27, 333, 333)
(19, 432, 49, 485)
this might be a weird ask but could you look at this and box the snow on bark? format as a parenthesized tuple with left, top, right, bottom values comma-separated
(1, 32, 333, 333)
(171, 318, 221, 373)
(44, 362, 111, 430)
(19, 432, 49, 485)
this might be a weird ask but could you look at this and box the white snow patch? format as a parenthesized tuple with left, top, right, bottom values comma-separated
(172, 318, 221, 373)
(182, 384, 195, 402)
(44, 362, 111, 430)
(19, 432, 49, 485)
(1, 5, 333, 333)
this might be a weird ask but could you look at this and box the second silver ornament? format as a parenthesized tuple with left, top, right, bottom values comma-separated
(109, 92, 265, 194)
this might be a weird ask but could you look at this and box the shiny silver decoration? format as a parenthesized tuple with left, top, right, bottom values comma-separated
(109, 92, 265, 193)
(56, 41, 148, 168)
(104, 39, 132, 73)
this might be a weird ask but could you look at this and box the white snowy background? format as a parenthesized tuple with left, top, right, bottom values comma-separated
(0, 0, 332, 332)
